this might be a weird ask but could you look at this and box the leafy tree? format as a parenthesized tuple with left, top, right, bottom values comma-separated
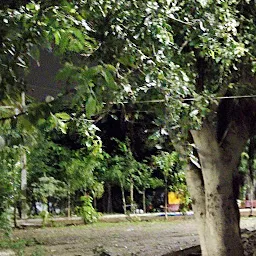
(78, 1, 256, 254)
(0, 144, 21, 233)
(0, 0, 100, 228)
(2, 1, 256, 255)
(153, 151, 180, 218)
(134, 161, 163, 213)
(0, 113, 39, 222)
(27, 114, 104, 216)
(31, 176, 66, 208)
(110, 155, 129, 214)
(76, 2, 256, 254)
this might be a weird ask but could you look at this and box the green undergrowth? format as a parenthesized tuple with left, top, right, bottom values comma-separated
(0, 237, 46, 256)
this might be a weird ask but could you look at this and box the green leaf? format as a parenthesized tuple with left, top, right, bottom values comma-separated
(105, 64, 116, 72)
(0, 136, 5, 149)
(55, 112, 71, 121)
(26, 2, 36, 10)
(54, 31, 61, 45)
(86, 96, 97, 118)
(190, 109, 199, 117)
(84, 66, 103, 80)
(28, 46, 40, 63)
(56, 63, 76, 81)
(69, 40, 84, 52)
(101, 69, 117, 89)
(58, 120, 68, 134)
(59, 31, 69, 53)
(71, 28, 85, 43)
(197, 0, 210, 7)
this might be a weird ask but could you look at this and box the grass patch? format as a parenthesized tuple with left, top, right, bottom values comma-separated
(0, 238, 26, 255)
(0, 237, 46, 256)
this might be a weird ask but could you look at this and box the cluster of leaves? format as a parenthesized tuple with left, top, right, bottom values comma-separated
(110, 139, 162, 194)
(0, 139, 22, 236)
(153, 151, 188, 193)
(2, 0, 256, 142)
(32, 176, 66, 204)
(75, 195, 100, 224)
(27, 117, 104, 203)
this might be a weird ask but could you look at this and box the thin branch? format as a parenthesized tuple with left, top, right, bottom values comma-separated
(2, 93, 256, 121)
(109, 94, 256, 105)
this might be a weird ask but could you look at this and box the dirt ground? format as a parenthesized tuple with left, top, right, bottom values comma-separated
(9, 217, 256, 256)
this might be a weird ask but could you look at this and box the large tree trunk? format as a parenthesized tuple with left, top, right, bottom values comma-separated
(188, 122, 247, 256)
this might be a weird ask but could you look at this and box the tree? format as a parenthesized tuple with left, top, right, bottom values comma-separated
(96, 152, 118, 213)
(80, 1, 256, 254)
(32, 176, 66, 210)
(0, 141, 21, 232)
(111, 155, 129, 214)
(0, 0, 100, 227)
(2, 1, 256, 255)
(153, 151, 179, 219)
(134, 161, 163, 213)
(27, 115, 104, 217)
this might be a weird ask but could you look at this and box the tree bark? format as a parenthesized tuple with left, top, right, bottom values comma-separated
(13, 204, 17, 228)
(20, 92, 27, 219)
(107, 183, 113, 213)
(67, 185, 71, 218)
(164, 179, 168, 220)
(130, 179, 134, 213)
(186, 164, 208, 255)
(190, 122, 247, 256)
(93, 196, 97, 209)
(21, 151, 27, 219)
(120, 181, 126, 214)
(142, 190, 146, 213)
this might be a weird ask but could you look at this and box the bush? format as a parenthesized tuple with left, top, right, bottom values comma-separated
(40, 210, 49, 227)
(0, 211, 12, 238)
(76, 195, 99, 224)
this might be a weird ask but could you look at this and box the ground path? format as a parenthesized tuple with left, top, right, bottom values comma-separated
(9, 215, 256, 256)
